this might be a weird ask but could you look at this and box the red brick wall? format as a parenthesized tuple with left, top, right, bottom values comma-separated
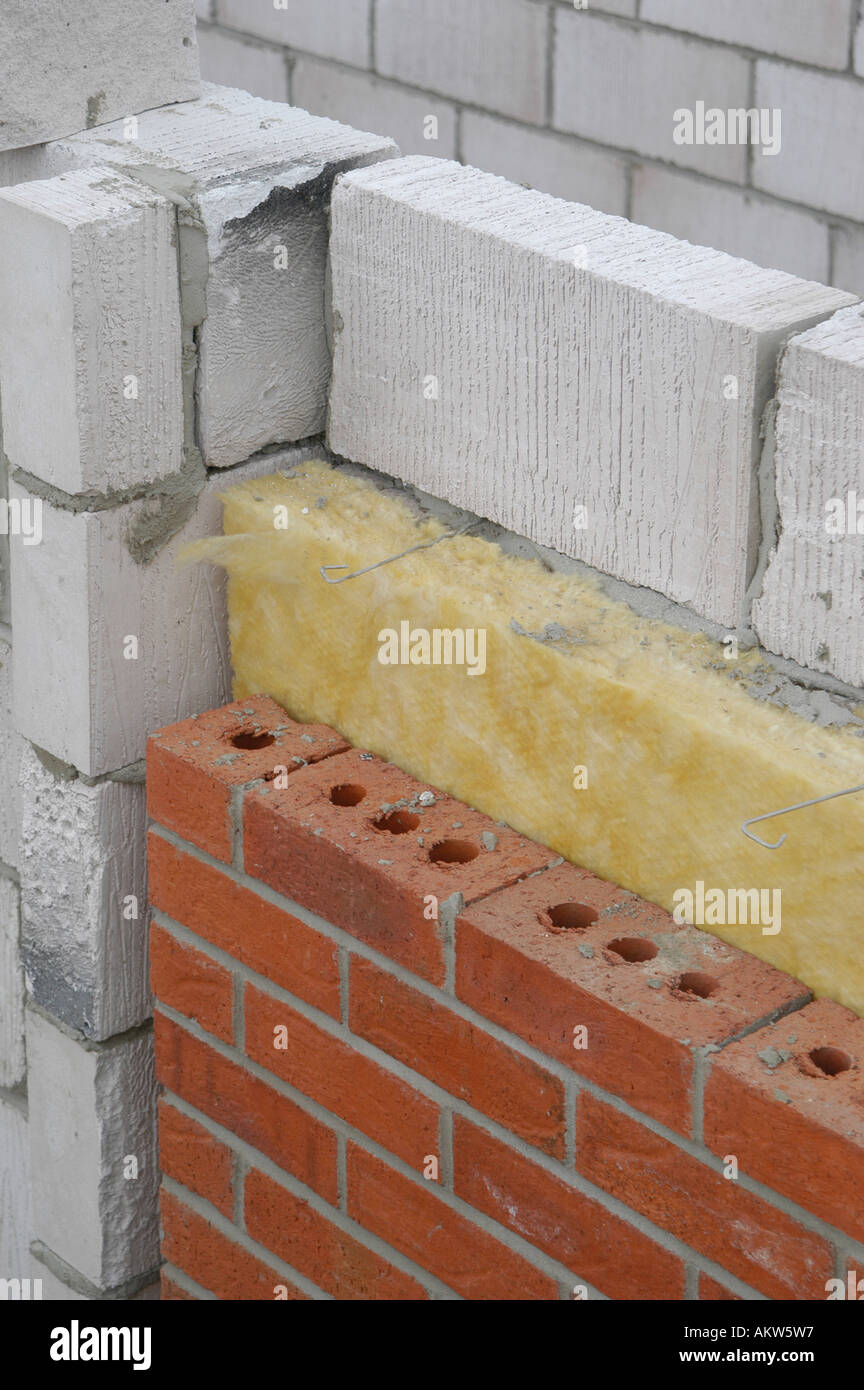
(146, 696, 864, 1301)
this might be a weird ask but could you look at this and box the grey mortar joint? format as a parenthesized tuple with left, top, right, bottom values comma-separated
(25, 999, 153, 1055)
(12, 449, 207, 566)
(438, 892, 464, 996)
(31, 744, 145, 786)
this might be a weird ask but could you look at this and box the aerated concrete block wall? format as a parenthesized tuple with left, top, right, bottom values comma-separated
(1, 31, 863, 1302)
(197, 0, 864, 292)
(0, 77, 394, 1299)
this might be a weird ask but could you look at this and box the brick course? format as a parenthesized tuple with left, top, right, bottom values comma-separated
(149, 698, 864, 1300)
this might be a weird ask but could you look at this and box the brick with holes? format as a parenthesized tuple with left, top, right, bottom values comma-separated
(455, 860, 810, 1135)
(146, 695, 348, 863)
(242, 745, 554, 984)
(703, 997, 864, 1241)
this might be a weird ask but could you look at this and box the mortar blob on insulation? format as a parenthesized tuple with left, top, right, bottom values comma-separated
(186, 460, 864, 1015)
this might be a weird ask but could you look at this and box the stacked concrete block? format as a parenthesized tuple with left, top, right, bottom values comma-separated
(9, 445, 327, 780)
(0, 168, 184, 495)
(0, 86, 396, 469)
(375, 0, 546, 125)
(19, 749, 148, 1041)
(641, 0, 854, 70)
(753, 304, 864, 687)
(0, 0, 200, 151)
(753, 64, 864, 224)
(327, 156, 855, 628)
(26, 1012, 159, 1294)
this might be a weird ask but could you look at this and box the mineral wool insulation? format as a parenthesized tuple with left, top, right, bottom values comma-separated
(190, 460, 864, 1015)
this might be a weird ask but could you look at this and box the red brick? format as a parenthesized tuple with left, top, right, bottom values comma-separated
(148, 833, 340, 1017)
(154, 1011, 337, 1204)
(245, 984, 438, 1170)
(704, 999, 864, 1243)
(453, 1115, 685, 1300)
(575, 1092, 832, 1299)
(350, 956, 566, 1158)
(245, 1167, 427, 1301)
(158, 1098, 234, 1219)
(347, 1143, 558, 1300)
(455, 861, 809, 1135)
(147, 695, 348, 862)
(160, 1272, 197, 1300)
(243, 746, 553, 985)
(150, 922, 234, 1044)
(161, 1189, 308, 1300)
(699, 1273, 741, 1301)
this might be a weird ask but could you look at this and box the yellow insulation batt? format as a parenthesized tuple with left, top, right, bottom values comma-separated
(188, 460, 864, 1014)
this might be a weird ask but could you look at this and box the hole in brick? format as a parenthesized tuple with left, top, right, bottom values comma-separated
(545, 902, 599, 931)
(607, 936, 658, 963)
(809, 1046, 852, 1077)
(374, 809, 421, 834)
(330, 784, 367, 807)
(677, 971, 719, 999)
(429, 839, 479, 864)
(230, 730, 275, 750)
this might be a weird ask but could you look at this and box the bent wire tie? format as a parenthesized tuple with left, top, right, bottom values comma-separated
(741, 782, 864, 849)
(320, 520, 480, 584)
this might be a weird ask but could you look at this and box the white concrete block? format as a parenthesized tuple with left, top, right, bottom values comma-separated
(19, 748, 147, 1041)
(462, 113, 628, 214)
(10, 446, 328, 777)
(0, 878, 24, 1089)
(327, 157, 856, 627)
(219, 0, 371, 67)
(753, 305, 864, 688)
(0, 0, 200, 152)
(197, 26, 288, 102)
(292, 57, 457, 159)
(13, 86, 395, 468)
(553, 10, 751, 180)
(856, 18, 864, 77)
(753, 62, 864, 223)
(630, 164, 830, 284)
(0, 168, 184, 495)
(376, 0, 547, 125)
(833, 226, 864, 296)
(27, 1011, 158, 1289)
(0, 638, 23, 871)
(0, 1100, 30, 1281)
(642, 0, 854, 70)
(29, 1258, 87, 1302)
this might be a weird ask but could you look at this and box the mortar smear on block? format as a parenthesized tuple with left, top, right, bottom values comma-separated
(187, 460, 864, 1015)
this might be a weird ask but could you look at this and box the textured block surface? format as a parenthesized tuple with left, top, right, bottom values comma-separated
(0, 0, 199, 151)
(19, 747, 147, 1040)
(753, 304, 864, 687)
(327, 157, 855, 625)
(0, 168, 183, 494)
(27, 1011, 159, 1288)
(4, 88, 396, 470)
